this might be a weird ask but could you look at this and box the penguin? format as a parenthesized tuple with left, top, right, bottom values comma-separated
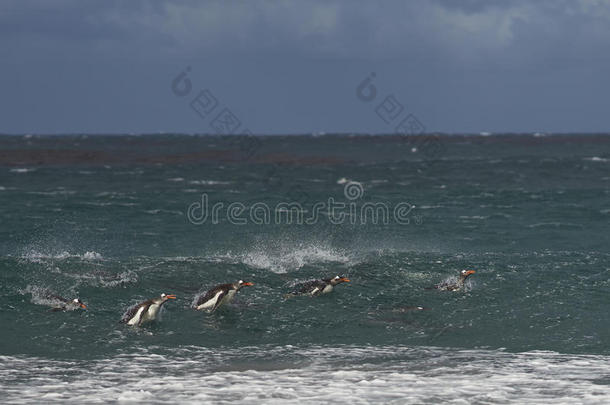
(120, 293, 176, 326)
(193, 280, 254, 312)
(428, 270, 476, 291)
(47, 295, 87, 311)
(288, 275, 350, 297)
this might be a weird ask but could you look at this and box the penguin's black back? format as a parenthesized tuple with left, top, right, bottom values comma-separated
(196, 283, 233, 307)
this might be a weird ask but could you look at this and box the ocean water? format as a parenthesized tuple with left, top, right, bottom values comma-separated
(0, 134, 609, 404)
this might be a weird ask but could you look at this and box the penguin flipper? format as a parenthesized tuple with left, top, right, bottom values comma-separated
(210, 290, 227, 312)
(120, 301, 147, 324)
(310, 287, 323, 296)
(295, 280, 325, 295)
(196, 284, 231, 308)
(120, 305, 137, 323)
(137, 302, 152, 325)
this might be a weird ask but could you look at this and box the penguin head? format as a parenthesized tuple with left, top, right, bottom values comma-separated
(329, 275, 350, 286)
(72, 298, 87, 309)
(235, 280, 254, 290)
(460, 269, 476, 280)
(160, 293, 177, 301)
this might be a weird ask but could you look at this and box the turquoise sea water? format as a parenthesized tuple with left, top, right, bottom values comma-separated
(1, 134, 609, 403)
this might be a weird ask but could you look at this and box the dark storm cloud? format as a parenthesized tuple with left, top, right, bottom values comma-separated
(3, 0, 609, 62)
(4, 0, 610, 59)
(1, 0, 609, 133)
(0, 1, 123, 40)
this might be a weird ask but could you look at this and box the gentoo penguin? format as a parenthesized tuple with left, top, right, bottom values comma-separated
(288, 275, 350, 297)
(193, 280, 254, 312)
(47, 295, 87, 311)
(429, 270, 476, 291)
(120, 293, 176, 326)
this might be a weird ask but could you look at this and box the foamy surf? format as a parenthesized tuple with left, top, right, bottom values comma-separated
(21, 250, 104, 262)
(428, 274, 475, 291)
(0, 346, 608, 404)
(10, 168, 36, 173)
(188, 180, 232, 185)
(238, 243, 353, 273)
(21, 285, 82, 309)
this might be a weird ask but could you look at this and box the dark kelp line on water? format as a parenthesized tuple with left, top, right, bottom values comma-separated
(1, 133, 609, 167)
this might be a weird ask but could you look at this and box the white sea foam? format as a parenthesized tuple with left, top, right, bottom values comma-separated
(21, 285, 81, 309)
(21, 249, 104, 262)
(237, 243, 353, 273)
(58, 268, 138, 288)
(584, 157, 609, 162)
(0, 346, 608, 404)
(82, 201, 139, 207)
(27, 190, 76, 196)
(198, 240, 355, 274)
(144, 209, 183, 215)
(22, 250, 71, 262)
(188, 180, 232, 185)
(10, 167, 36, 173)
(458, 215, 488, 220)
(435, 275, 475, 291)
(98, 270, 138, 287)
(82, 251, 103, 260)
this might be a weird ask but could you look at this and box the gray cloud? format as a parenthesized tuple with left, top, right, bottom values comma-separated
(1, 0, 609, 133)
(4, 0, 610, 62)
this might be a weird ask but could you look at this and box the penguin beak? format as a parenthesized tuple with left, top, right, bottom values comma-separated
(465, 270, 476, 275)
(80, 303, 87, 309)
(242, 282, 254, 287)
(165, 294, 177, 299)
(340, 278, 350, 282)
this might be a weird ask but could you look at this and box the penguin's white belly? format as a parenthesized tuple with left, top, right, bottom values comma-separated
(127, 306, 146, 326)
(222, 289, 237, 304)
(322, 284, 333, 294)
(127, 303, 161, 325)
(197, 290, 223, 311)
(143, 303, 162, 322)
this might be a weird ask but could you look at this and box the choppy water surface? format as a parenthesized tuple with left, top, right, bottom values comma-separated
(1, 134, 609, 403)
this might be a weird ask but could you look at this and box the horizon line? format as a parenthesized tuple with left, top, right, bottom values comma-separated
(2, 132, 610, 137)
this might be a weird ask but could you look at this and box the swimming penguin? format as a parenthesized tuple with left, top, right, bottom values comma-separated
(193, 280, 254, 312)
(47, 295, 87, 311)
(428, 270, 476, 291)
(288, 275, 350, 297)
(120, 293, 176, 326)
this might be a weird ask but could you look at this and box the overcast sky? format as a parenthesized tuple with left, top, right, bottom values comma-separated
(1, 0, 609, 134)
